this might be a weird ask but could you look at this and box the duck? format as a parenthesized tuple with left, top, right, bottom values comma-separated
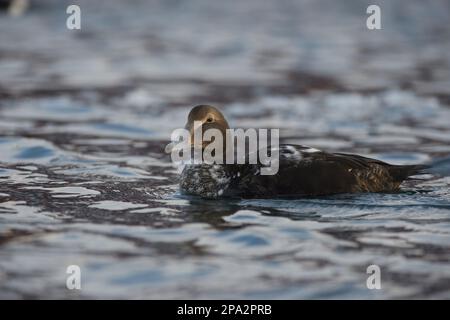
(178, 105, 427, 199)
(0, 0, 28, 16)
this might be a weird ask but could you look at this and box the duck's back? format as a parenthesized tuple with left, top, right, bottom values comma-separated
(180, 145, 426, 198)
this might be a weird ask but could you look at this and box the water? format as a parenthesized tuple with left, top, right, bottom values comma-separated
(1, 0, 450, 299)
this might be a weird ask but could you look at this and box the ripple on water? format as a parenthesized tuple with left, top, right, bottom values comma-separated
(21, 186, 101, 199)
(0, 138, 68, 165)
(0, 96, 108, 122)
(1, 0, 450, 299)
(89, 201, 148, 211)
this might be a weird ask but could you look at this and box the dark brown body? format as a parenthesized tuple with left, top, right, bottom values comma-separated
(180, 145, 427, 199)
(234, 151, 424, 197)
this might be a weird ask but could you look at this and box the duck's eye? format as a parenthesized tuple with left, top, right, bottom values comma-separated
(206, 117, 214, 123)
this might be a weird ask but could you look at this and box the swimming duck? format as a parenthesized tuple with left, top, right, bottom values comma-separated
(179, 105, 427, 199)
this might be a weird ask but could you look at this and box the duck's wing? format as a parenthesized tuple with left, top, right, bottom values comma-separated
(331, 151, 428, 181)
(233, 144, 425, 197)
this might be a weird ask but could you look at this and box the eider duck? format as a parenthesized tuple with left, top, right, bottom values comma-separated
(178, 105, 427, 199)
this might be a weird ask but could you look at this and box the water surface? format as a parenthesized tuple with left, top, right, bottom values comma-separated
(0, 0, 450, 299)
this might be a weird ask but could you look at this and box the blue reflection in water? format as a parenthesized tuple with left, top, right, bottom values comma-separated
(16, 146, 54, 159)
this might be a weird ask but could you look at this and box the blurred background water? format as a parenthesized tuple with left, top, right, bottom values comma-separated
(0, 0, 450, 299)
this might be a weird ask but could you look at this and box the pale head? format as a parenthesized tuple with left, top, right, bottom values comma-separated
(185, 105, 230, 148)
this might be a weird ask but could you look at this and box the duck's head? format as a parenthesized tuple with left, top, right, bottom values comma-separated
(185, 105, 229, 149)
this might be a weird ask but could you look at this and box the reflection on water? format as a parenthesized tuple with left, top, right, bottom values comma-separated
(1, 0, 450, 299)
